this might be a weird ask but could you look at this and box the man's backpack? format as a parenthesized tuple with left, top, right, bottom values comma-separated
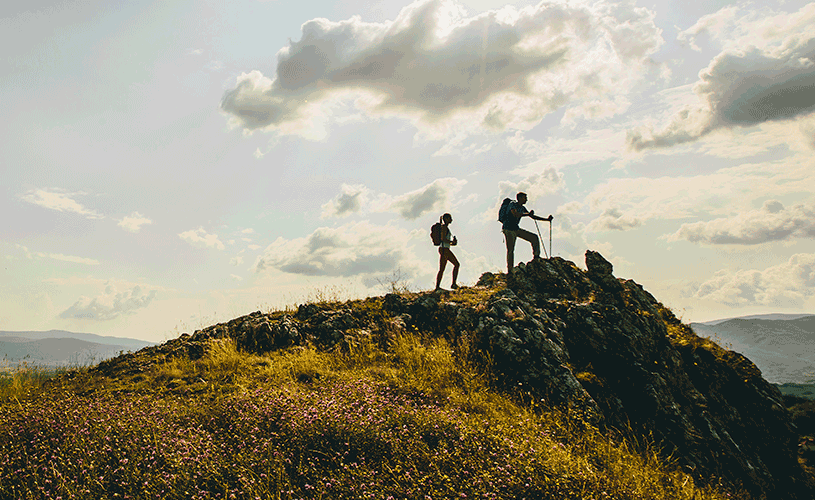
(498, 198, 513, 223)
(430, 222, 442, 246)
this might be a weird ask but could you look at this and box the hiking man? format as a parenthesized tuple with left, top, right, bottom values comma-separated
(501, 192, 552, 272)
(435, 213, 460, 290)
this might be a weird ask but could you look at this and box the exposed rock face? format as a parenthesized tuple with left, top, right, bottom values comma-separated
(96, 251, 810, 499)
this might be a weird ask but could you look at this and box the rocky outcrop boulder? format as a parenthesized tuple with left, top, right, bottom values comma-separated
(94, 251, 811, 499)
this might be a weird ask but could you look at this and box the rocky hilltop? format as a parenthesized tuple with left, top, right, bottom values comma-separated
(98, 251, 812, 499)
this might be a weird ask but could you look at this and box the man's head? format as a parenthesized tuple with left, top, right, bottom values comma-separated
(516, 192, 528, 204)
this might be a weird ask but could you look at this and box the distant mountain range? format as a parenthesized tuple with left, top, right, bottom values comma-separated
(0, 330, 155, 369)
(691, 315, 815, 384)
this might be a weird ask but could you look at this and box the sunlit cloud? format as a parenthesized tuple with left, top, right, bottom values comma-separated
(321, 184, 369, 218)
(36, 253, 100, 265)
(179, 228, 226, 250)
(695, 253, 815, 307)
(254, 221, 422, 277)
(221, 0, 663, 140)
(669, 200, 815, 245)
(59, 284, 158, 321)
(383, 177, 467, 220)
(21, 189, 103, 219)
(628, 3, 815, 151)
(118, 212, 153, 233)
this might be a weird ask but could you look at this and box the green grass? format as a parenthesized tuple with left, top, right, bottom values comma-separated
(0, 325, 740, 500)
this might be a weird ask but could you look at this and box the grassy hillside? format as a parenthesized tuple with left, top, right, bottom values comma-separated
(0, 300, 735, 500)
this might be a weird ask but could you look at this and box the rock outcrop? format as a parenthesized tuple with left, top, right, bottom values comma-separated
(96, 251, 811, 499)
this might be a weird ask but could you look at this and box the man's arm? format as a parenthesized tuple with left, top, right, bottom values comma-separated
(530, 213, 553, 222)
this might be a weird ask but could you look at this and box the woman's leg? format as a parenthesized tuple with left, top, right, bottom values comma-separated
(448, 251, 460, 287)
(436, 248, 448, 289)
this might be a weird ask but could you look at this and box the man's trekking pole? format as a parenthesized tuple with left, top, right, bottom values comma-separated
(534, 219, 549, 258)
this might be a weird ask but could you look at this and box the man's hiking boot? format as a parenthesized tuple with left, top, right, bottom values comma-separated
(451, 284, 459, 289)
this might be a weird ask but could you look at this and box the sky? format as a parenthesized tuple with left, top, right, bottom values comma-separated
(2, 0, 814, 343)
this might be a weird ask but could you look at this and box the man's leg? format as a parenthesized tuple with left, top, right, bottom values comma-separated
(515, 229, 540, 259)
(503, 230, 517, 272)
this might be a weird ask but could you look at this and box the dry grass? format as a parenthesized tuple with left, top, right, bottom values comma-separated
(1, 332, 739, 499)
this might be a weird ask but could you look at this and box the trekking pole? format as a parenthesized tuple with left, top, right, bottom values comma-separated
(534, 219, 549, 258)
(549, 218, 553, 258)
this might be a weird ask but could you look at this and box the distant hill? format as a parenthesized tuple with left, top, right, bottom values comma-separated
(691, 315, 815, 384)
(0, 330, 154, 368)
(775, 383, 815, 400)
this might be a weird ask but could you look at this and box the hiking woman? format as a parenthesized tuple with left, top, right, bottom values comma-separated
(435, 213, 460, 291)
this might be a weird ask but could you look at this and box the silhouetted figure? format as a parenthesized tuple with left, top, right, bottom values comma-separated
(435, 213, 459, 290)
(501, 192, 551, 272)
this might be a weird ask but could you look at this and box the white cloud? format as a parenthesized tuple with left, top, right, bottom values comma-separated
(321, 183, 369, 218)
(254, 221, 421, 277)
(220, 0, 663, 140)
(21, 189, 103, 219)
(118, 212, 153, 233)
(507, 128, 625, 171)
(178, 227, 226, 250)
(36, 253, 100, 265)
(498, 168, 564, 200)
(557, 201, 584, 214)
(695, 253, 815, 307)
(628, 3, 815, 151)
(231, 251, 245, 266)
(676, 5, 740, 52)
(59, 284, 158, 321)
(205, 60, 224, 71)
(15, 244, 32, 260)
(474, 169, 563, 224)
(669, 200, 815, 245)
(587, 207, 642, 232)
(241, 228, 255, 234)
(384, 177, 467, 220)
(584, 156, 815, 233)
(230, 274, 243, 282)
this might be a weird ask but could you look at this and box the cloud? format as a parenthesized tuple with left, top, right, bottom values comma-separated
(231, 251, 245, 266)
(588, 207, 642, 232)
(695, 253, 815, 307)
(628, 3, 815, 151)
(583, 155, 815, 233)
(669, 200, 815, 245)
(498, 168, 564, 200)
(15, 244, 32, 259)
(472, 169, 563, 223)
(385, 177, 466, 220)
(507, 128, 626, 171)
(675, 5, 740, 52)
(21, 189, 103, 219)
(220, 0, 663, 139)
(253, 221, 419, 277)
(36, 253, 100, 265)
(118, 212, 153, 233)
(321, 184, 369, 218)
(179, 228, 226, 250)
(59, 284, 158, 321)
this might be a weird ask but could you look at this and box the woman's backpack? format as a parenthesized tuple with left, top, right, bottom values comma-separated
(430, 222, 442, 246)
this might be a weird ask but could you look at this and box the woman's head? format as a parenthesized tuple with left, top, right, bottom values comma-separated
(441, 213, 452, 224)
